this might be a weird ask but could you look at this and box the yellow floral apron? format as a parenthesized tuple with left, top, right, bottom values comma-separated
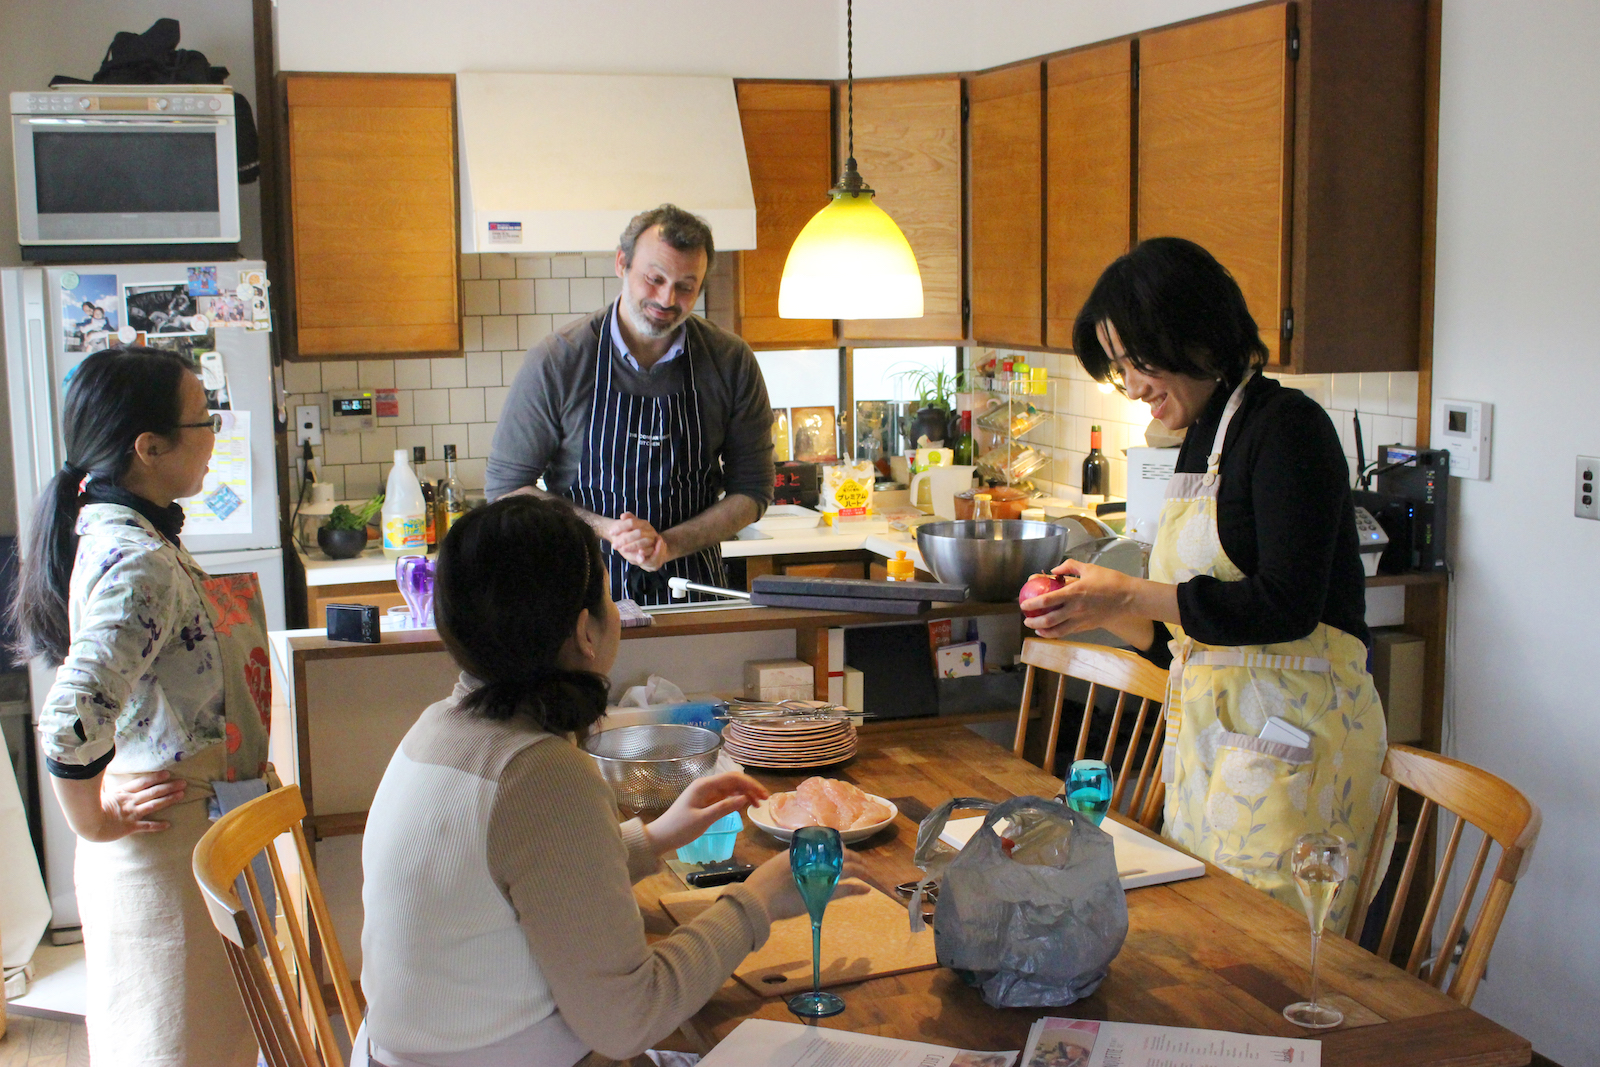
(1149, 374, 1393, 934)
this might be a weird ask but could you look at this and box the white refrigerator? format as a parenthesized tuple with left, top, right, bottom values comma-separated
(1, 259, 285, 930)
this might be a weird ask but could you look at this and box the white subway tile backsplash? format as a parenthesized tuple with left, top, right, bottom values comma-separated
(585, 255, 614, 277)
(569, 277, 605, 313)
(482, 315, 518, 351)
(458, 254, 481, 281)
(1390, 372, 1419, 420)
(345, 463, 380, 500)
(502, 350, 528, 384)
(321, 362, 359, 390)
(535, 278, 570, 314)
(553, 312, 587, 332)
(324, 430, 363, 466)
(1330, 373, 1359, 411)
(499, 279, 537, 314)
(394, 358, 432, 391)
(413, 389, 450, 425)
(396, 425, 432, 453)
(430, 357, 467, 389)
(450, 387, 485, 424)
(515, 255, 551, 279)
(463, 279, 501, 316)
(1372, 414, 1404, 452)
(358, 360, 395, 389)
(456, 457, 488, 490)
(282, 361, 322, 394)
(316, 466, 344, 499)
(460, 316, 483, 352)
(518, 314, 552, 350)
(551, 254, 586, 278)
(468, 422, 497, 459)
(480, 253, 517, 280)
(360, 426, 398, 464)
(484, 385, 511, 422)
(466, 352, 501, 388)
(1358, 372, 1390, 415)
(1400, 417, 1417, 446)
(603, 277, 623, 303)
(432, 425, 466, 461)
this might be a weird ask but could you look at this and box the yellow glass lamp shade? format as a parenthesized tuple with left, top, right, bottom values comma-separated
(779, 192, 923, 320)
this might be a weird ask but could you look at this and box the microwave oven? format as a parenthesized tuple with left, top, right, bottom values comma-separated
(11, 86, 239, 256)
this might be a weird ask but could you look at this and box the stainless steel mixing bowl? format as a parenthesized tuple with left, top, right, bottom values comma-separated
(582, 724, 722, 813)
(916, 519, 1072, 602)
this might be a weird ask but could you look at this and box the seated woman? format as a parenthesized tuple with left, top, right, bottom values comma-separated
(359, 495, 865, 1067)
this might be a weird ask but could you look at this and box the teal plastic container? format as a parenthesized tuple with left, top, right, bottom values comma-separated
(675, 809, 743, 863)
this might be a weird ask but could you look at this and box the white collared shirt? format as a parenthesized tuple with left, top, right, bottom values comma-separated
(609, 301, 685, 371)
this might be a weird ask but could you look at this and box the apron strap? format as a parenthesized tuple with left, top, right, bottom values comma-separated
(1206, 371, 1257, 476)
(1186, 650, 1332, 673)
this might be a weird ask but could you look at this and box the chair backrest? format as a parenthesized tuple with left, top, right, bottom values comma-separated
(1346, 744, 1541, 1007)
(193, 785, 364, 1067)
(1012, 637, 1170, 828)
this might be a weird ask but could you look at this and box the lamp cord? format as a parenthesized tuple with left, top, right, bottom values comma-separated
(847, 0, 854, 164)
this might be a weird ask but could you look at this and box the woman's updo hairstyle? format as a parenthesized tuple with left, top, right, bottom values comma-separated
(9, 346, 193, 664)
(1071, 236, 1268, 389)
(433, 494, 610, 731)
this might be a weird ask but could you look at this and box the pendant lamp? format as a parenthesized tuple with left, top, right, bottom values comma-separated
(778, 0, 923, 320)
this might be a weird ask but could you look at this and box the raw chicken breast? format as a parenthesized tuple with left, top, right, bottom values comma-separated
(764, 777, 889, 832)
(767, 792, 816, 831)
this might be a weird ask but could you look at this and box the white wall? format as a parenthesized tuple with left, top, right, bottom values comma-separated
(1430, 4, 1600, 1063)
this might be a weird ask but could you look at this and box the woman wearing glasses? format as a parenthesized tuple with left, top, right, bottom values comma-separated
(9, 347, 270, 1067)
(1020, 238, 1392, 933)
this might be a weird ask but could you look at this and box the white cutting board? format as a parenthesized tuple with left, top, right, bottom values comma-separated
(938, 815, 1204, 890)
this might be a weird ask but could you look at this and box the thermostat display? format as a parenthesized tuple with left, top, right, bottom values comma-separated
(1431, 398, 1492, 480)
(328, 390, 375, 433)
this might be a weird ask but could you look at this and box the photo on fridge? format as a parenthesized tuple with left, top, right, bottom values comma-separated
(60, 271, 120, 353)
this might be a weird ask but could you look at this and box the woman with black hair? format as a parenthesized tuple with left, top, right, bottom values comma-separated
(9, 347, 270, 1066)
(1021, 237, 1391, 932)
(358, 494, 866, 1067)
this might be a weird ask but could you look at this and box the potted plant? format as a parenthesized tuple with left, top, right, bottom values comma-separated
(317, 495, 383, 559)
(892, 364, 966, 447)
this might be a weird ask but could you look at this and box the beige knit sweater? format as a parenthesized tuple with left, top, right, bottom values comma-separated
(361, 677, 771, 1065)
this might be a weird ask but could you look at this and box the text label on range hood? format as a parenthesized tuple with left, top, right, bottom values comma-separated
(457, 72, 756, 254)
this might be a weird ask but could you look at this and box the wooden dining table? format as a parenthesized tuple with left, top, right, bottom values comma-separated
(633, 720, 1531, 1067)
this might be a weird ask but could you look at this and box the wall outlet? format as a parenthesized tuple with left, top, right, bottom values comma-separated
(295, 404, 322, 446)
(1577, 456, 1599, 520)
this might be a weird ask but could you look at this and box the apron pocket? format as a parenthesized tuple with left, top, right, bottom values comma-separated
(1200, 733, 1315, 878)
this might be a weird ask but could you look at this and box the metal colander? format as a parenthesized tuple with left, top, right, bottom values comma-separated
(582, 724, 722, 812)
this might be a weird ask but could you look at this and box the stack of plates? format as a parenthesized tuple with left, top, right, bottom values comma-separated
(721, 718, 857, 769)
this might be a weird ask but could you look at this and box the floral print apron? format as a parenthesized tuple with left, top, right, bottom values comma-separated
(1149, 374, 1393, 933)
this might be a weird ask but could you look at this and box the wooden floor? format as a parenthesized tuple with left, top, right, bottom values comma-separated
(0, 1014, 90, 1067)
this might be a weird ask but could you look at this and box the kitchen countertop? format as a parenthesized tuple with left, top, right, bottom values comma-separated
(297, 525, 928, 585)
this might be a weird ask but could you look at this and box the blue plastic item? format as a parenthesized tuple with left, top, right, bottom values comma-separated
(675, 809, 743, 863)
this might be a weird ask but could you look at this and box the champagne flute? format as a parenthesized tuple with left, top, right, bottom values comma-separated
(1283, 832, 1352, 1029)
(1067, 759, 1114, 826)
(786, 826, 846, 1019)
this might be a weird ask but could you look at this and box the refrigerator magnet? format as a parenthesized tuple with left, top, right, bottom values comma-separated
(186, 265, 221, 297)
(124, 282, 208, 337)
(60, 272, 120, 355)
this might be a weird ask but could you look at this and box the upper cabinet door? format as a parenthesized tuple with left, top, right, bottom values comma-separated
(1138, 3, 1294, 364)
(1046, 42, 1133, 349)
(841, 77, 965, 342)
(285, 75, 460, 359)
(735, 82, 837, 348)
(969, 63, 1044, 348)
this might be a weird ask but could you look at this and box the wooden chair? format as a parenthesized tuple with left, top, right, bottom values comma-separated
(1346, 744, 1541, 1008)
(193, 784, 364, 1067)
(1012, 637, 1169, 828)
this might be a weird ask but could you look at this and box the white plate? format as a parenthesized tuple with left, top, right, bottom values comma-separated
(752, 504, 823, 531)
(748, 792, 899, 844)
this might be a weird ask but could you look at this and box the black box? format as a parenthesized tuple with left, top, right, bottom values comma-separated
(773, 461, 820, 508)
(326, 602, 380, 643)
(1375, 446, 1451, 572)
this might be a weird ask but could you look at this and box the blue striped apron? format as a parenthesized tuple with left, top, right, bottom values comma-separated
(569, 303, 725, 605)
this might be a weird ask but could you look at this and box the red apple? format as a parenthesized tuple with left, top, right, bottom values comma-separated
(1018, 572, 1067, 617)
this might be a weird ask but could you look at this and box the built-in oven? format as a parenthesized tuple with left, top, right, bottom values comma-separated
(11, 85, 239, 255)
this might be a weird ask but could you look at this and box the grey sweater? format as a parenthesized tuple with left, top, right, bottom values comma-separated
(485, 305, 775, 516)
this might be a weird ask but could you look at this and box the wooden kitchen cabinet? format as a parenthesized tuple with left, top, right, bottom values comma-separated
(283, 74, 460, 359)
(733, 82, 837, 348)
(1137, 0, 1426, 373)
(1045, 41, 1134, 348)
(840, 77, 965, 342)
(969, 63, 1044, 348)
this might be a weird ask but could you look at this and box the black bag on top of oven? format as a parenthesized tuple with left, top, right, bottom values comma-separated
(49, 18, 259, 184)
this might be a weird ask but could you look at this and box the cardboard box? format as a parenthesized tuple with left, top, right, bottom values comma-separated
(843, 666, 864, 714)
(1371, 629, 1425, 743)
(744, 659, 813, 699)
(750, 683, 815, 703)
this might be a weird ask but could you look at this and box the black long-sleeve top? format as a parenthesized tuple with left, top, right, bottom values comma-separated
(1143, 374, 1368, 669)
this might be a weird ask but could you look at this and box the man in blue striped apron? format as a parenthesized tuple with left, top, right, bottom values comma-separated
(486, 205, 775, 604)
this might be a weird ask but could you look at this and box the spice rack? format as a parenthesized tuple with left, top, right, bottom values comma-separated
(969, 366, 1054, 489)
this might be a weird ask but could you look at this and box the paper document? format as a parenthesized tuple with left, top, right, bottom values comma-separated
(179, 410, 252, 535)
(700, 1019, 1017, 1067)
(939, 815, 1204, 890)
(1021, 1017, 1319, 1067)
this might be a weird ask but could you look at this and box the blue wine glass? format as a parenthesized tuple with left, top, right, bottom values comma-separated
(1067, 759, 1114, 826)
(786, 826, 846, 1019)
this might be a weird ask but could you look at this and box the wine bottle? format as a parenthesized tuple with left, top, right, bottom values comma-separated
(414, 446, 437, 551)
(952, 410, 973, 465)
(438, 444, 466, 538)
(1081, 425, 1109, 503)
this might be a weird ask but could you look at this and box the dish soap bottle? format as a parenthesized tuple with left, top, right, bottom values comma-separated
(382, 449, 427, 558)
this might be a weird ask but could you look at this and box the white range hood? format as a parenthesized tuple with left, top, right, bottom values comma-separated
(456, 72, 757, 254)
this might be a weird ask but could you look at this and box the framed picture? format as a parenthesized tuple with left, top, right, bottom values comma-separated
(791, 406, 839, 463)
(771, 408, 791, 463)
